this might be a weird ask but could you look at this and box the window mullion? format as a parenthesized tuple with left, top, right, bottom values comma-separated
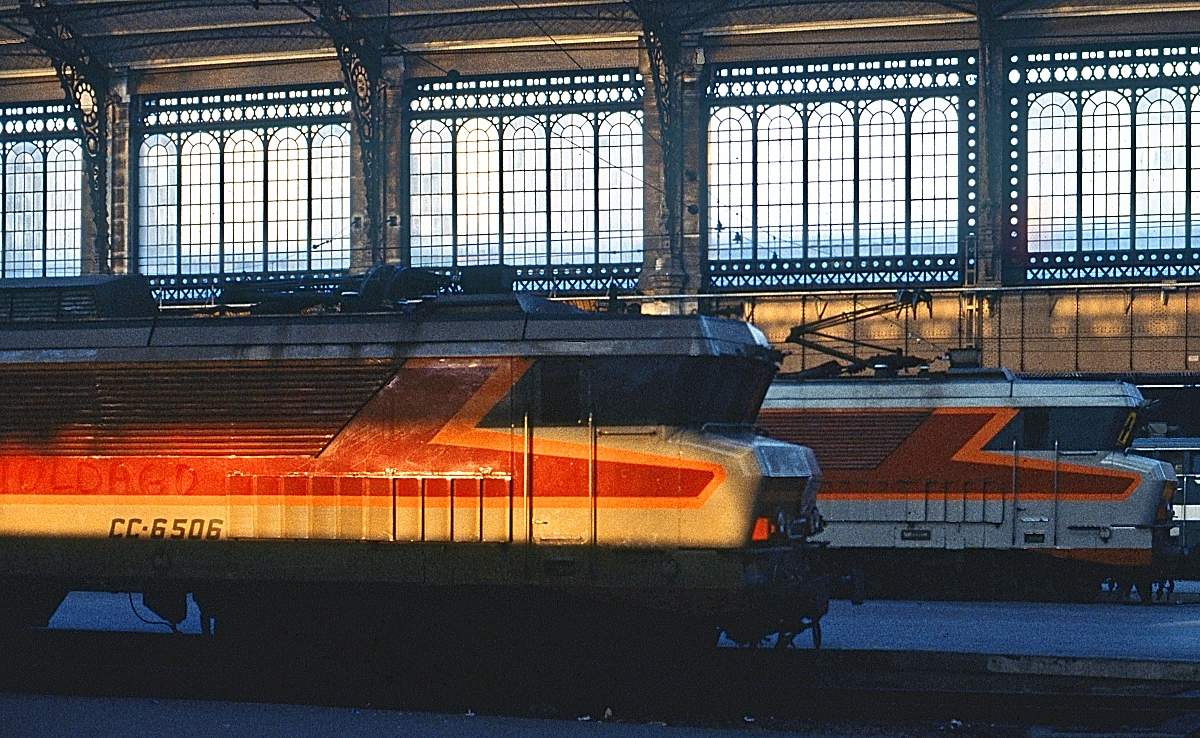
(307, 128, 314, 272)
(218, 132, 226, 274)
(1076, 93, 1084, 255)
(593, 113, 600, 265)
(41, 142, 48, 278)
(263, 129, 271, 274)
(498, 117, 505, 266)
(451, 119, 459, 267)
(176, 134, 183, 276)
(905, 101, 913, 258)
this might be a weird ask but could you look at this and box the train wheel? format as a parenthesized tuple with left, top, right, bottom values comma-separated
(811, 620, 822, 649)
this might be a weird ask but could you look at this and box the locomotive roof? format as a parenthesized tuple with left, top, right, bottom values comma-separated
(766, 370, 1143, 409)
(0, 296, 774, 365)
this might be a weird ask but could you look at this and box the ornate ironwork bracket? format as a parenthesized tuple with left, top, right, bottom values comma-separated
(628, 1, 688, 290)
(19, 0, 110, 273)
(311, 1, 385, 266)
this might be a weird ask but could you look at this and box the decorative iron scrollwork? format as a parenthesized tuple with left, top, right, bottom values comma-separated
(312, 1, 385, 266)
(19, 0, 110, 273)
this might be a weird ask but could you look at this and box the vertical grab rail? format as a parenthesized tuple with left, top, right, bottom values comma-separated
(588, 412, 597, 546)
(1053, 439, 1060, 547)
(524, 412, 532, 544)
(1011, 439, 1019, 547)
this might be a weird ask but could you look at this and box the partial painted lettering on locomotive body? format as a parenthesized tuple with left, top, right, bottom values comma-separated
(108, 517, 223, 539)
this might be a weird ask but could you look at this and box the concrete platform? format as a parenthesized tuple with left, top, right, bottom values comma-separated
(48, 590, 1200, 665)
(812, 599, 1200, 663)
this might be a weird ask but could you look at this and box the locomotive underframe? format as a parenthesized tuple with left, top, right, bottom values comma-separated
(0, 536, 827, 646)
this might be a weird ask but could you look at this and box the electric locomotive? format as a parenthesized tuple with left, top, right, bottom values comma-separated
(0, 275, 826, 648)
(758, 369, 1175, 602)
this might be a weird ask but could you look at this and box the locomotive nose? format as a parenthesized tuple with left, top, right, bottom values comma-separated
(751, 438, 823, 541)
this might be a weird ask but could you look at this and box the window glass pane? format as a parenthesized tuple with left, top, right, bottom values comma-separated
(180, 131, 221, 275)
(267, 127, 309, 272)
(45, 140, 81, 277)
(860, 100, 906, 257)
(1027, 92, 1078, 254)
(502, 116, 547, 266)
(456, 118, 500, 266)
(138, 134, 179, 276)
(410, 119, 454, 268)
(1135, 88, 1186, 250)
(311, 124, 350, 271)
(223, 129, 264, 274)
(1081, 90, 1131, 252)
(807, 102, 855, 259)
(708, 106, 753, 262)
(598, 111, 642, 265)
(911, 97, 958, 256)
(757, 105, 804, 260)
(5, 143, 44, 278)
(550, 114, 595, 264)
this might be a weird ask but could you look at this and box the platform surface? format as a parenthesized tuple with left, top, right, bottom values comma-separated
(47, 590, 1200, 663)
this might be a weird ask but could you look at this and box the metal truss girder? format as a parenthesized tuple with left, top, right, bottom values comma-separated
(379, 3, 638, 36)
(19, 0, 110, 274)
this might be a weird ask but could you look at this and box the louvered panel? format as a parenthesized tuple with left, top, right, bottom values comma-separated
(0, 360, 396, 456)
(10, 291, 63, 322)
(758, 409, 930, 471)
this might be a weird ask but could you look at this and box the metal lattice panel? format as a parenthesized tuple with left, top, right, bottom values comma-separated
(0, 102, 83, 279)
(1010, 43, 1200, 283)
(134, 84, 352, 285)
(406, 69, 644, 295)
(146, 269, 350, 304)
(704, 52, 978, 291)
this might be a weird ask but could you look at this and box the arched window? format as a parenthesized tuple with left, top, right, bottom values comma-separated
(267, 127, 309, 272)
(45, 139, 81, 277)
(410, 119, 454, 267)
(757, 104, 804, 260)
(1027, 93, 1078, 254)
(407, 70, 645, 287)
(550, 114, 595, 264)
(136, 86, 352, 290)
(180, 131, 220, 274)
(598, 111, 642, 265)
(1135, 88, 1186, 250)
(502, 116, 547, 266)
(1081, 90, 1131, 252)
(807, 102, 855, 259)
(138, 134, 178, 275)
(704, 54, 973, 289)
(456, 118, 500, 265)
(860, 100, 906, 257)
(4, 142, 44, 278)
(911, 97, 958, 256)
(311, 124, 350, 270)
(223, 129, 264, 273)
(707, 106, 753, 262)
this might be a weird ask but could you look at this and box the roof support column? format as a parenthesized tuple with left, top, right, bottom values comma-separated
(634, 4, 703, 303)
(20, 0, 110, 275)
(107, 71, 131, 275)
(975, 2, 1010, 288)
(312, 1, 385, 271)
(382, 57, 406, 266)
